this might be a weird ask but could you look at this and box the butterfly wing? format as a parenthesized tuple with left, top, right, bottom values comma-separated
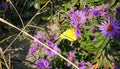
(60, 28, 77, 41)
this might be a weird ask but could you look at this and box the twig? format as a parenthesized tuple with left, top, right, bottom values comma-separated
(0, 53, 2, 69)
(21, 0, 28, 12)
(27, 25, 44, 30)
(8, 54, 11, 69)
(0, 47, 9, 69)
(8, 0, 24, 27)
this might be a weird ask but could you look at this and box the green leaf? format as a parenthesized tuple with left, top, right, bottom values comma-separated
(62, 2, 71, 10)
(72, 0, 78, 4)
(109, 0, 116, 7)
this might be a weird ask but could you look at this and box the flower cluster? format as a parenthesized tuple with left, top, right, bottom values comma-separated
(66, 4, 120, 69)
(29, 32, 59, 56)
(28, 3, 120, 69)
(77, 61, 92, 69)
(89, 4, 109, 18)
(28, 32, 60, 68)
(68, 4, 120, 39)
(68, 7, 87, 38)
(35, 58, 51, 69)
(67, 51, 92, 69)
(29, 33, 45, 54)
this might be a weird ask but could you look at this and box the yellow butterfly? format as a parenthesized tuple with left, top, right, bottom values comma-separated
(60, 28, 77, 41)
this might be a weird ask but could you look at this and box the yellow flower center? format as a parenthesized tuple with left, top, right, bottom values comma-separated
(99, 5, 104, 10)
(68, 56, 73, 61)
(77, 16, 81, 21)
(49, 33, 54, 37)
(38, 38, 42, 42)
(35, 46, 39, 50)
(106, 25, 113, 31)
(74, 25, 79, 29)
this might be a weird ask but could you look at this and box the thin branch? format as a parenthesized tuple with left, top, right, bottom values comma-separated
(27, 25, 44, 30)
(21, 0, 28, 12)
(8, 0, 24, 27)
(0, 47, 9, 69)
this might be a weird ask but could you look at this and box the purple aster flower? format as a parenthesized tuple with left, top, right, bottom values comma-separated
(84, 5, 89, 12)
(92, 37, 97, 42)
(89, 7, 103, 17)
(29, 42, 40, 54)
(116, 6, 120, 13)
(69, 9, 87, 38)
(68, 6, 75, 15)
(114, 66, 120, 69)
(64, 16, 67, 19)
(55, 67, 58, 69)
(0, 3, 8, 9)
(67, 51, 76, 67)
(77, 61, 87, 69)
(99, 18, 120, 38)
(44, 40, 59, 56)
(115, 66, 120, 69)
(29, 47, 37, 54)
(35, 58, 51, 69)
(77, 61, 92, 69)
(112, 63, 120, 69)
(70, 10, 86, 26)
(48, 33, 57, 40)
(74, 27, 81, 38)
(33, 33, 45, 43)
(29, 33, 44, 54)
(89, 4, 108, 17)
(69, 10, 86, 38)
(86, 62, 92, 67)
(102, 11, 111, 19)
(92, 28, 97, 33)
